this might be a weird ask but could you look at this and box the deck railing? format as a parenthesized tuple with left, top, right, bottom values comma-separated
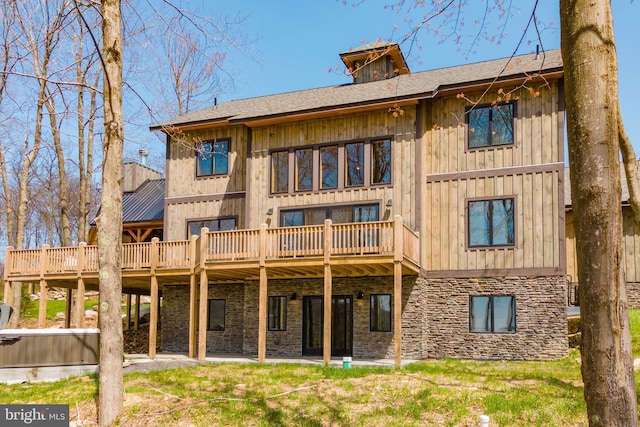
(4, 218, 420, 278)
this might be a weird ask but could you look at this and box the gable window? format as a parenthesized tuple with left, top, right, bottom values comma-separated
(467, 103, 515, 149)
(469, 295, 515, 333)
(295, 148, 313, 191)
(268, 296, 287, 331)
(468, 198, 514, 247)
(271, 150, 289, 193)
(207, 299, 226, 331)
(187, 217, 237, 238)
(345, 142, 364, 186)
(372, 139, 392, 184)
(370, 294, 391, 332)
(280, 204, 379, 226)
(196, 140, 229, 176)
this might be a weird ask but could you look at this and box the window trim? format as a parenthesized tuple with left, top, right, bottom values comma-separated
(207, 299, 226, 331)
(269, 137, 393, 195)
(370, 294, 392, 332)
(469, 295, 516, 334)
(267, 295, 288, 331)
(195, 139, 230, 178)
(466, 196, 516, 249)
(465, 102, 516, 150)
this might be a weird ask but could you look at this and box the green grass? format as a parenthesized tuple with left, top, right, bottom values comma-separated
(23, 298, 98, 321)
(2, 311, 640, 426)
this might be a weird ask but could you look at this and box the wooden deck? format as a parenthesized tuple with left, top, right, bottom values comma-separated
(3, 216, 420, 367)
(4, 217, 420, 294)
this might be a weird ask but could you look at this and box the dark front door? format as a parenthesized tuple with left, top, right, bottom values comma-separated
(302, 295, 353, 357)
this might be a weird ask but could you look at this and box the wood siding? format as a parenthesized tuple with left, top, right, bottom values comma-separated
(566, 207, 640, 283)
(422, 84, 564, 275)
(247, 108, 417, 230)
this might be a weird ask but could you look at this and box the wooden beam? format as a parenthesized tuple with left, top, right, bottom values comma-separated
(76, 277, 85, 328)
(198, 270, 208, 361)
(134, 294, 140, 330)
(189, 273, 197, 358)
(38, 279, 47, 328)
(125, 293, 132, 331)
(149, 276, 158, 358)
(257, 224, 268, 363)
(394, 262, 402, 369)
(65, 288, 72, 328)
(323, 219, 333, 367)
(258, 267, 267, 363)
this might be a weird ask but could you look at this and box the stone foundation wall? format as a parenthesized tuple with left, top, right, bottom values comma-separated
(422, 276, 568, 360)
(626, 283, 640, 309)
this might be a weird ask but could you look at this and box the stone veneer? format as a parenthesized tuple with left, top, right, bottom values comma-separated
(161, 275, 568, 361)
(626, 283, 640, 309)
(422, 276, 568, 360)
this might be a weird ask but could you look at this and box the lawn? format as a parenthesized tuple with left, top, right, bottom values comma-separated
(1, 312, 639, 426)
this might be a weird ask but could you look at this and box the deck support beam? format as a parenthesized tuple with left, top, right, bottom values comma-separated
(188, 272, 197, 358)
(323, 219, 333, 367)
(257, 224, 268, 363)
(76, 278, 85, 328)
(125, 293, 131, 331)
(198, 228, 210, 361)
(65, 289, 72, 328)
(134, 294, 140, 331)
(393, 215, 403, 368)
(38, 279, 47, 328)
(149, 237, 159, 358)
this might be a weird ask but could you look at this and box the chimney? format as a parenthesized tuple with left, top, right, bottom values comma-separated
(139, 149, 148, 166)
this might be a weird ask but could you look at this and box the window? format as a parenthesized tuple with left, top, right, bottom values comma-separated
(271, 151, 289, 193)
(467, 103, 514, 148)
(270, 139, 392, 194)
(372, 139, 392, 184)
(207, 299, 225, 331)
(268, 296, 287, 331)
(320, 145, 338, 189)
(370, 294, 391, 332)
(295, 148, 313, 191)
(468, 198, 514, 247)
(280, 204, 379, 226)
(187, 218, 237, 238)
(345, 142, 364, 186)
(196, 140, 229, 176)
(469, 295, 515, 333)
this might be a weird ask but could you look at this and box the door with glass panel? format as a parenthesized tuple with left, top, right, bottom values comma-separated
(302, 295, 353, 357)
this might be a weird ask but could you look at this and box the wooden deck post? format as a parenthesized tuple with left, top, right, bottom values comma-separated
(38, 279, 47, 328)
(198, 227, 210, 361)
(76, 278, 85, 328)
(323, 219, 333, 367)
(188, 233, 200, 358)
(393, 215, 403, 368)
(258, 224, 268, 363)
(149, 237, 159, 358)
(125, 294, 132, 331)
(65, 289, 72, 328)
(76, 242, 87, 328)
(3, 247, 11, 306)
(134, 294, 140, 330)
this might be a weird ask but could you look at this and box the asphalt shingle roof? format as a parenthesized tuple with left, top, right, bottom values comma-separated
(152, 49, 563, 130)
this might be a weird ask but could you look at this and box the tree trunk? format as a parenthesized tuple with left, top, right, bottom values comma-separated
(560, 1, 638, 425)
(98, 0, 124, 424)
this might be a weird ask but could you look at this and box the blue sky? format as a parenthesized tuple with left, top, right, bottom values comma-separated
(159, 1, 638, 158)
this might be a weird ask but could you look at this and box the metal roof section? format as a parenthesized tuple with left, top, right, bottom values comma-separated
(151, 48, 563, 132)
(121, 178, 165, 223)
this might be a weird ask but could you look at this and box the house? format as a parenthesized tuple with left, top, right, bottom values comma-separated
(3, 43, 568, 365)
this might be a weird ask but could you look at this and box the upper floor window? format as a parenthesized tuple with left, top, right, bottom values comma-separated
(187, 217, 237, 238)
(196, 140, 229, 177)
(467, 103, 515, 149)
(468, 198, 514, 248)
(271, 150, 289, 193)
(270, 138, 392, 194)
